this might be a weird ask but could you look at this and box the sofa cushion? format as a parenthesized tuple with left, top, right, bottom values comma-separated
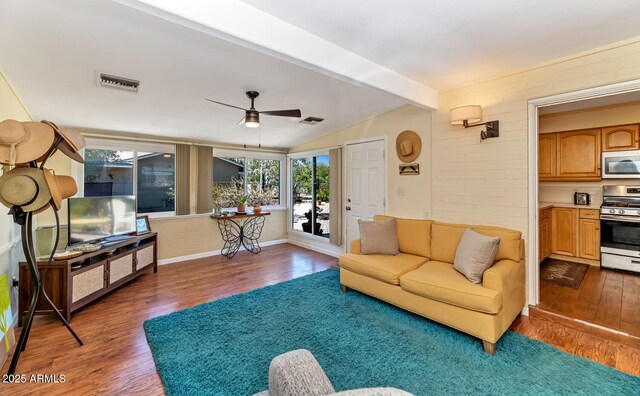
(359, 218, 399, 255)
(340, 253, 428, 285)
(454, 228, 500, 284)
(399, 261, 502, 314)
(374, 215, 432, 258)
(431, 222, 522, 264)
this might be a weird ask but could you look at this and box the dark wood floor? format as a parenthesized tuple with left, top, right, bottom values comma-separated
(1, 245, 638, 395)
(539, 261, 640, 338)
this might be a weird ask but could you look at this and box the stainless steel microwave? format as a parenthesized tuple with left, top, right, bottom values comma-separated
(602, 150, 640, 178)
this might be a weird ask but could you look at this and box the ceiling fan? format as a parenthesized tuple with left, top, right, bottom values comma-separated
(205, 91, 301, 128)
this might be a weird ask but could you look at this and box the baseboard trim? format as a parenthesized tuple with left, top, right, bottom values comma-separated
(286, 239, 341, 258)
(158, 239, 288, 265)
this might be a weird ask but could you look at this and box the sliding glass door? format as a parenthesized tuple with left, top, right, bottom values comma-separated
(291, 155, 330, 238)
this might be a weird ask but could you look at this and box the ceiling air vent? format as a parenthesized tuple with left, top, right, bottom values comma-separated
(299, 116, 324, 125)
(99, 73, 140, 93)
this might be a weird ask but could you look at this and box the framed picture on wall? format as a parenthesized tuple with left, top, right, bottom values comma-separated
(136, 215, 151, 235)
(399, 163, 419, 175)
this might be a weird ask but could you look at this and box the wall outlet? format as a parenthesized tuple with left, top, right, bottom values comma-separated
(423, 211, 430, 219)
(397, 187, 406, 196)
(11, 275, 18, 288)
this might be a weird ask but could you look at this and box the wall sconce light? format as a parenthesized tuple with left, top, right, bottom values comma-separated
(449, 105, 499, 141)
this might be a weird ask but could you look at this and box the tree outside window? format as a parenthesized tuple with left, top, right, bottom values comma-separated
(292, 155, 330, 238)
(212, 157, 281, 209)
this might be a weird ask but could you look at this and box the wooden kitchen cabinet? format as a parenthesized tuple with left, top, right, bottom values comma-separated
(578, 209, 600, 260)
(539, 218, 551, 262)
(547, 207, 600, 261)
(538, 134, 557, 178)
(602, 124, 639, 152)
(556, 129, 601, 180)
(579, 218, 600, 260)
(551, 208, 577, 257)
(539, 208, 552, 262)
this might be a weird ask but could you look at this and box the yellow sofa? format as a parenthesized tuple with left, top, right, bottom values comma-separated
(339, 215, 525, 354)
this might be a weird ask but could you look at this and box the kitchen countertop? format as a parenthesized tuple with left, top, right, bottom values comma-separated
(539, 202, 600, 210)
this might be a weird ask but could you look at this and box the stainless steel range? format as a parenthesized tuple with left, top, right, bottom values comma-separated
(600, 185, 640, 273)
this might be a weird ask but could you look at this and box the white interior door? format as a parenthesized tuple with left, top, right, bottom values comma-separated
(345, 139, 386, 251)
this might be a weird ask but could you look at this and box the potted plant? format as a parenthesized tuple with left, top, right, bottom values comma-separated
(237, 195, 248, 213)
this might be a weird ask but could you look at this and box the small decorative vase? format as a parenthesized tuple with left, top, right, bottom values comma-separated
(253, 204, 262, 214)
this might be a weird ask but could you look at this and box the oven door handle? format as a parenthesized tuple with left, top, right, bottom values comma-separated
(600, 214, 640, 223)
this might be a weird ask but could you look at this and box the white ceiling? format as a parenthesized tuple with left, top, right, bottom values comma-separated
(239, 0, 640, 90)
(3, 1, 640, 149)
(0, 0, 406, 149)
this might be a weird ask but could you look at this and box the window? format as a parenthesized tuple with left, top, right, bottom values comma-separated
(212, 154, 283, 209)
(291, 155, 330, 238)
(136, 151, 176, 213)
(81, 141, 176, 215)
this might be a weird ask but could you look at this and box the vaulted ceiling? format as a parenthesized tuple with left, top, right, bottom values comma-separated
(2, 0, 640, 148)
(240, 0, 640, 90)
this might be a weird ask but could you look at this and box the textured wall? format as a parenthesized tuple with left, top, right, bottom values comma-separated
(150, 210, 287, 260)
(290, 105, 432, 220)
(431, 40, 640, 301)
(0, 70, 32, 316)
(433, 40, 640, 232)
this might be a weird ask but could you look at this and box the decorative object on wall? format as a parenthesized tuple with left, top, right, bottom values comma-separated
(0, 118, 85, 375)
(449, 105, 500, 141)
(395, 130, 422, 163)
(136, 215, 151, 234)
(399, 163, 420, 175)
(0, 274, 15, 368)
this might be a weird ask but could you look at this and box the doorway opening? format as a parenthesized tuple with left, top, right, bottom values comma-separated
(528, 81, 640, 340)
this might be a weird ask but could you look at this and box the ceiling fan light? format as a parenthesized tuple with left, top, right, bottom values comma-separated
(245, 111, 260, 128)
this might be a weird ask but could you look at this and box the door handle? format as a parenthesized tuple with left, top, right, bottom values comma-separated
(346, 206, 351, 211)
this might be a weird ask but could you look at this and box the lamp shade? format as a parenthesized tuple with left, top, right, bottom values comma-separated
(449, 105, 483, 125)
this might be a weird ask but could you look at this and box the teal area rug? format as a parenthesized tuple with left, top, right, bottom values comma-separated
(144, 269, 639, 395)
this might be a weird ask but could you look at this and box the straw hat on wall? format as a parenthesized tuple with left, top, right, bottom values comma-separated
(395, 130, 422, 163)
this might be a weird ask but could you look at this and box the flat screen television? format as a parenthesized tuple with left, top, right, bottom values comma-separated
(68, 196, 137, 245)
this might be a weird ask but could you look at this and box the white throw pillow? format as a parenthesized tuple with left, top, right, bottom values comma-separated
(453, 228, 500, 283)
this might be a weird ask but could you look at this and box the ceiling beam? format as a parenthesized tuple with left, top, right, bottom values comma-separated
(116, 0, 439, 110)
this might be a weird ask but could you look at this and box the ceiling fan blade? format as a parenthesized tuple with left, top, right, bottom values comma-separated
(259, 109, 302, 118)
(205, 98, 248, 112)
(237, 116, 246, 125)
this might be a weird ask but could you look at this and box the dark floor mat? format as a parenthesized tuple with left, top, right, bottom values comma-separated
(540, 259, 589, 289)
